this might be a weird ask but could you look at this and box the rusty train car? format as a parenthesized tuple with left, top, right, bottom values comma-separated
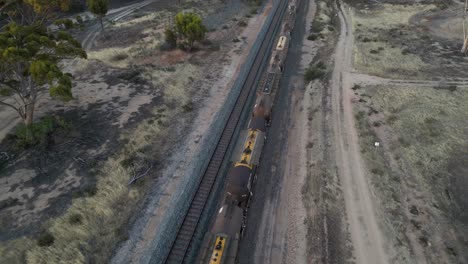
(197, 2, 298, 263)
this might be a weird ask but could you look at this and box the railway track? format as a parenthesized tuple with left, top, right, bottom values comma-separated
(163, 1, 289, 263)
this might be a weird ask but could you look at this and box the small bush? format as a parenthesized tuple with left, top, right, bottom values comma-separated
(371, 167, 384, 176)
(182, 101, 194, 112)
(222, 25, 229, 29)
(327, 25, 334, 31)
(362, 37, 371, 42)
(75, 15, 84, 24)
(307, 34, 318, 41)
(370, 49, 379, 54)
(14, 117, 55, 149)
(351, 84, 361, 90)
(69, 213, 83, 225)
(238, 20, 248, 27)
(401, 48, 410, 55)
(304, 67, 325, 82)
(232, 38, 240, 42)
(164, 28, 177, 49)
(311, 21, 325, 33)
(111, 52, 128, 62)
(304, 61, 326, 82)
(250, 8, 258, 14)
(37, 232, 55, 247)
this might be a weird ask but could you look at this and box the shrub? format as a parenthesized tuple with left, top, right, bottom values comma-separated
(362, 37, 371, 42)
(232, 38, 240, 42)
(111, 52, 128, 62)
(307, 34, 318, 41)
(351, 84, 361, 90)
(371, 167, 384, 176)
(311, 21, 325, 33)
(37, 232, 55, 247)
(69, 213, 83, 225)
(75, 15, 84, 24)
(14, 117, 56, 149)
(370, 49, 379, 54)
(304, 67, 325, 82)
(164, 28, 177, 49)
(250, 8, 258, 14)
(238, 20, 248, 27)
(182, 101, 194, 112)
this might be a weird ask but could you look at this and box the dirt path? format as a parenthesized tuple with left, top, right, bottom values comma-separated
(330, 2, 389, 263)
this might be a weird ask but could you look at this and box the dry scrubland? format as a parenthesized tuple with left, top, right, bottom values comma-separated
(351, 3, 468, 79)
(0, 0, 256, 262)
(353, 84, 468, 262)
(352, 4, 433, 78)
(350, 2, 468, 263)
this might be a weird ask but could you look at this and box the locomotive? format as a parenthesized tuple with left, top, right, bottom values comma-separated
(197, 1, 297, 263)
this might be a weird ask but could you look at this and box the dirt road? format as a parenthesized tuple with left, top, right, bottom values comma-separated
(330, 3, 389, 264)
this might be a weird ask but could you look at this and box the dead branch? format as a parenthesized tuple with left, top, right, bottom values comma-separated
(128, 165, 153, 185)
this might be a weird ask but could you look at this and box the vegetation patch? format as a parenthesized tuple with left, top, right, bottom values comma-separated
(304, 61, 326, 82)
(354, 84, 468, 262)
(10, 116, 71, 150)
(351, 4, 435, 78)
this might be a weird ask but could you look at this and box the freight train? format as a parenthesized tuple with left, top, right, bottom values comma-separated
(197, 1, 298, 263)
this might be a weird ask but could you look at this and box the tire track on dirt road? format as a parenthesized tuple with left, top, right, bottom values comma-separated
(331, 2, 389, 264)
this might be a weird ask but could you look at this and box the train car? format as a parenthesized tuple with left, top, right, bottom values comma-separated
(198, 128, 264, 264)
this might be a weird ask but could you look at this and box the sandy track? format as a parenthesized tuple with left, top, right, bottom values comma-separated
(329, 2, 389, 264)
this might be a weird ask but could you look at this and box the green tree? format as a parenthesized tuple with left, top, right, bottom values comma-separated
(87, 0, 108, 30)
(0, 0, 71, 25)
(174, 12, 207, 50)
(0, 23, 86, 125)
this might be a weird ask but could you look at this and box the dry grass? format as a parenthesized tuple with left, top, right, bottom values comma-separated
(144, 63, 200, 107)
(354, 84, 468, 262)
(0, 103, 178, 263)
(364, 85, 467, 169)
(88, 47, 133, 68)
(351, 4, 435, 78)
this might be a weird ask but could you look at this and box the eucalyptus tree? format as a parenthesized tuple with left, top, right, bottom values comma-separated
(0, 23, 86, 125)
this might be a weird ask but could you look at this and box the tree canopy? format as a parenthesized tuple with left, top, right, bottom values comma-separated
(87, 0, 108, 30)
(0, 0, 71, 25)
(173, 12, 207, 50)
(0, 22, 86, 125)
